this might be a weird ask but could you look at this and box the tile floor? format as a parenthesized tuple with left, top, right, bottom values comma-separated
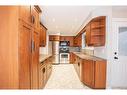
(44, 64, 90, 89)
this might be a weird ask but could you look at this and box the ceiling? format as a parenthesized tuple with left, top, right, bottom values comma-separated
(40, 6, 97, 36)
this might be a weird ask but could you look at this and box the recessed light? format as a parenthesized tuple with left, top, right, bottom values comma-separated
(55, 25, 58, 29)
(52, 18, 55, 22)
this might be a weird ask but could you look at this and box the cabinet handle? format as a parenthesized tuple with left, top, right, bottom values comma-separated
(42, 68, 45, 73)
(78, 62, 80, 66)
(31, 40, 35, 52)
(31, 15, 35, 24)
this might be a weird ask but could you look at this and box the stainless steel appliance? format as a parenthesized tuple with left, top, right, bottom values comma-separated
(60, 41, 70, 46)
(59, 45, 70, 64)
(52, 41, 60, 65)
(60, 53, 70, 63)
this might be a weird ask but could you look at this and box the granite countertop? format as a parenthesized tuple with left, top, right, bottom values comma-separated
(72, 52, 106, 61)
(39, 54, 52, 62)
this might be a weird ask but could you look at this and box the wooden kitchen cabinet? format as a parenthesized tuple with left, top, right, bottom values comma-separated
(39, 56, 52, 89)
(0, 6, 41, 89)
(60, 36, 74, 46)
(19, 21, 32, 89)
(85, 16, 106, 46)
(74, 35, 82, 47)
(82, 59, 106, 89)
(31, 6, 41, 31)
(39, 62, 47, 88)
(82, 60, 95, 87)
(31, 29, 40, 89)
(40, 23, 47, 47)
(49, 35, 60, 41)
(73, 53, 106, 89)
(19, 6, 31, 24)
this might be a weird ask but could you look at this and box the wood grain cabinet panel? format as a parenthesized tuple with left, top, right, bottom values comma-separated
(19, 21, 32, 89)
(49, 35, 60, 41)
(0, 6, 42, 89)
(39, 56, 52, 89)
(85, 16, 106, 46)
(73, 53, 106, 89)
(31, 30, 39, 89)
(60, 36, 74, 46)
(40, 23, 47, 47)
(19, 6, 31, 24)
(31, 6, 40, 30)
(82, 60, 94, 87)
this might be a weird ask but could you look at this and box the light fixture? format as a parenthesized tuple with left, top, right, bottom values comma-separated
(52, 18, 55, 22)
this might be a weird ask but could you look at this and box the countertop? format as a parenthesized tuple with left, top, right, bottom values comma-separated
(72, 52, 106, 61)
(39, 54, 52, 62)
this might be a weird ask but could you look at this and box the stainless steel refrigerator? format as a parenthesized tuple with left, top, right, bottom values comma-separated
(52, 41, 60, 65)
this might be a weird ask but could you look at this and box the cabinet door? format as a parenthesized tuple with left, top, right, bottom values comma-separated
(19, 6, 31, 24)
(82, 60, 94, 87)
(31, 30, 39, 89)
(40, 24, 47, 47)
(46, 60, 52, 80)
(86, 23, 91, 46)
(19, 22, 32, 89)
(31, 6, 40, 30)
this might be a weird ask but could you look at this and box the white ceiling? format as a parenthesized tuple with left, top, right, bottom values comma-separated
(40, 6, 97, 36)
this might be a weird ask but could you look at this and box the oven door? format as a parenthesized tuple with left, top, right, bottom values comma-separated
(60, 53, 70, 64)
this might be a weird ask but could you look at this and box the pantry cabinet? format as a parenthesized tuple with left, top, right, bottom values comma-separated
(0, 6, 42, 89)
(19, 21, 32, 89)
(40, 23, 47, 47)
(31, 29, 40, 89)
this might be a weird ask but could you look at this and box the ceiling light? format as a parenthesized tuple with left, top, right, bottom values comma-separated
(52, 18, 55, 22)
(55, 25, 58, 29)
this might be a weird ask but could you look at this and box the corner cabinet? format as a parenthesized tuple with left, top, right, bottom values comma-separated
(85, 16, 106, 46)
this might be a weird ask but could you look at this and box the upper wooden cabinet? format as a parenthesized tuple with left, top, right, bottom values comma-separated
(60, 36, 74, 46)
(40, 23, 47, 47)
(49, 35, 60, 41)
(31, 6, 41, 31)
(85, 16, 106, 46)
(19, 6, 31, 24)
(74, 34, 82, 47)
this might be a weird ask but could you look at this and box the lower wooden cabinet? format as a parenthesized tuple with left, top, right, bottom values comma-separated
(39, 56, 52, 89)
(73, 53, 106, 89)
(82, 60, 95, 87)
(82, 59, 106, 89)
